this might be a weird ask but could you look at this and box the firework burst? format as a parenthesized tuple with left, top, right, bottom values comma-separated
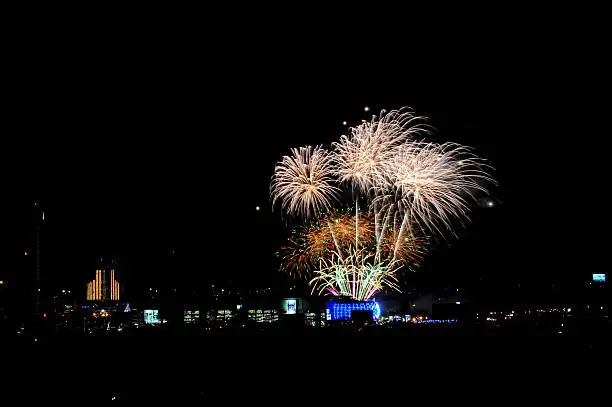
(375, 141, 496, 238)
(309, 248, 402, 301)
(333, 107, 431, 194)
(271, 106, 496, 302)
(270, 145, 341, 218)
(279, 208, 427, 278)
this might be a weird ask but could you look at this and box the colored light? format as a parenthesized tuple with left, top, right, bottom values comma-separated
(326, 300, 381, 320)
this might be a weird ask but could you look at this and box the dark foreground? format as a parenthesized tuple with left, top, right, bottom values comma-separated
(2, 322, 610, 402)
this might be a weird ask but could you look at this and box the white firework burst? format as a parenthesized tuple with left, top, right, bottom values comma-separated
(375, 141, 495, 238)
(270, 145, 341, 218)
(332, 107, 431, 194)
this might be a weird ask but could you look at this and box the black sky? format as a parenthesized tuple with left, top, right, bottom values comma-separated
(1, 12, 607, 301)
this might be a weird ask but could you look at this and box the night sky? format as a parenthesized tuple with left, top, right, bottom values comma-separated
(1, 16, 606, 302)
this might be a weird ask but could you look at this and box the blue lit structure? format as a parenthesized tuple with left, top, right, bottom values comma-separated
(592, 273, 607, 283)
(326, 300, 381, 320)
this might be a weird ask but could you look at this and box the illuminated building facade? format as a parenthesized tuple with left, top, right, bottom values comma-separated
(280, 298, 308, 314)
(86, 260, 121, 301)
(247, 309, 279, 323)
(184, 309, 200, 324)
(326, 300, 381, 320)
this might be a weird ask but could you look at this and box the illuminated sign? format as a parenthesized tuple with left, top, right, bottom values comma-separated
(326, 301, 381, 320)
(593, 274, 607, 282)
(144, 309, 160, 324)
(287, 299, 296, 314)
(281, 298, 298, 314)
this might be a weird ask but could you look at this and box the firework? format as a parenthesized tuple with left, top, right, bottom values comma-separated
(332, 107, 430, 194)
(270, 145, 341, 218)
(309, 248, 402, 301)
(278, 209, 374, 278)
(279, 208, 427, 277)
(271, 106, 496, 302)
(374, 141, 495, 238)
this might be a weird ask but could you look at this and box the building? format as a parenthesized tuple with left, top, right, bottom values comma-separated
(247, 309, 279, 323)
(326, 299, 382, 320)
(280, 298, 308, 314)
(86, 260, 122, 301)
(184, 308, 200, 324)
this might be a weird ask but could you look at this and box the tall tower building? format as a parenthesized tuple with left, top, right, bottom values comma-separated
(86, 259, 121, 301)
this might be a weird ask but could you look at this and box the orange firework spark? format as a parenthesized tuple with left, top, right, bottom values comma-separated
(279, 208, 427, 278)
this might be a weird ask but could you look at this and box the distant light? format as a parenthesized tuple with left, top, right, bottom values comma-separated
(0, 281, 3, 285)
(24, 251, 28, 256)
(364, 106, 370, 112)
(42, 212, 45, 220)
(62, 290, 65, 293)
(342, 121, 347, 125)
(456, 301, 461, 305)
(255, 206, 260, 211)
(487, 201, 494, 207)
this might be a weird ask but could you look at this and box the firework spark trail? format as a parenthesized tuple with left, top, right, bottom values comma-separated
(270, 145, 341, 218)
(309, 248, 402, 300)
